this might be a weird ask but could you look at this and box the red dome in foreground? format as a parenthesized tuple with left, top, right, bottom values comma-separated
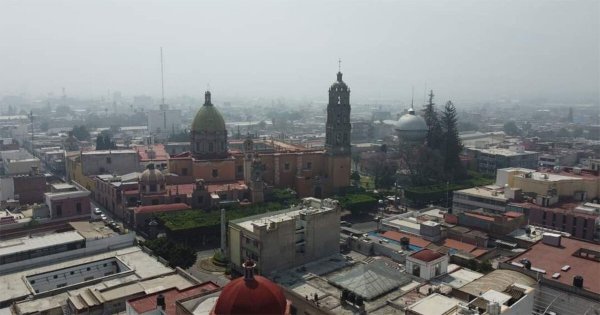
(213, 261, 290, 315)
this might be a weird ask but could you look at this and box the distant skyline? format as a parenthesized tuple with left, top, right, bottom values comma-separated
(1, 0, 598, 104)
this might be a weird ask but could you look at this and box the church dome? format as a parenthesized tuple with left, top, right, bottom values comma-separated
(192, 91, 226, 133)
(213, 261, 289, 315)
(139, 163, 165, 185)
(395, 108, 428, 142)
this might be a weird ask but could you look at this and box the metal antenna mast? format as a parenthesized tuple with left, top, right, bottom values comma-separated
(29, 110, 34, 153)
(160, 47, 165, 105)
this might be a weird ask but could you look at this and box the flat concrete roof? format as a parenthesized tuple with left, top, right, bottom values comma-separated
(68, 221, 119, 239)
(0, 230, 84, 257)
(459, 269, 536, 298)
(233, 198, 337, 233)
(0, 246, 173, 304)
(406, 293, 460, 315)
(455, 187, 508, 201)
(434, 268, 484, 289)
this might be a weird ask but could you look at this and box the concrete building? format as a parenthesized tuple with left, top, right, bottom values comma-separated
(0, 149, 40, 175)
(465, 147, 539, 174)
(44, 189, 91, 220)
(67, 150, 141, 192)
(0, 173, 46, 205)
(405, 293, 461, 315)
(496, 167, 600, 201)
(405, 249, 449, 280)
(509, 201, 599, 241)
(504, 236, 600, 315)
(228, 197, 341, 275)
(0, 221, 134, 275)
(80, 149, 140, 176)
(147, 104, 182, 138)
(452, 186, 510, 215)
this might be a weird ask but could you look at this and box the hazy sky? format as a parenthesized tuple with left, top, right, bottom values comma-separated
(1, 0, 598, 103)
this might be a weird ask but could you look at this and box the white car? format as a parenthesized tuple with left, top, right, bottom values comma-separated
(100, 214, 107, 221)
(93, 208, 102, 215)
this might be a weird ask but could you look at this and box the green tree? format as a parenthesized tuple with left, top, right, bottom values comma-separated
(503, 121, 521, 136)
(72, 125, 91, 141)
(374, 159, 398, 189)
(95, 131, 116, 150)
(441, 101, 465, 179)
(422, 90, 444, 149)
(143, 237, 197, 269)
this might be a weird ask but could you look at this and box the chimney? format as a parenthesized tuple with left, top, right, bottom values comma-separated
(156, 294, 165, 311)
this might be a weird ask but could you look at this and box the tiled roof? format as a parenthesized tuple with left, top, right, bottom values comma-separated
(134, 203, 190, 214)
(128, 282, 219, 315)
(410, 249, 444, 262)
(381, 231, 431, 248)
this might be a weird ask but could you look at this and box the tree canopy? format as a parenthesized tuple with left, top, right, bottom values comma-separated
(72, 125, 91, 141)
(503, 121, 521, 136)
(95, 130, 116, 150)
(143, 237, 197, 269)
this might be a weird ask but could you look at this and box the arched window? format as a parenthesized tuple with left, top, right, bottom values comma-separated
(209, 142, 214, 152)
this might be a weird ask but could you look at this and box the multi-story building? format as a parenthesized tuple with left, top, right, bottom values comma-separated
(227, 197, 340, 275)
(452, 186, 512, 214)
(0, 173, 46, 204)
(147, 104, 182, 138)
(497, 167, 599, 201)
(66, 149, 140, 191)
(466, 147, 539, 174)
(509, 201, 599, 241)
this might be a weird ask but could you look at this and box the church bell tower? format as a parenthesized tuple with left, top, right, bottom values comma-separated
(325, 66, 351, 156)
(325, 63, 352, 193)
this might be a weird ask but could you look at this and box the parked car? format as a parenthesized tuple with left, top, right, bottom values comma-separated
(93, 208, 102, 215)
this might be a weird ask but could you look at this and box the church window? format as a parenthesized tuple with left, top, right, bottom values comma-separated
(237, 165, 243, 174)
(149, 184, 157, 192)
(284, 163, 290, 171)
(209, 142, 214, 152)
(212, 169, 219, 178)
(343, 133, 348, 144)
(182, 168, 188, 176)
(306, 162, 312, 170)
(197, 196, 204, 204)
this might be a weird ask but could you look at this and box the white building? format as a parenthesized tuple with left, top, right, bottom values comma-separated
(406, 249, 449, 280)
(147, 104, 182, 138)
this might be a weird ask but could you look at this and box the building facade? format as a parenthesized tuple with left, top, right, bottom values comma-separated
(228, 198, 341, 275)
(168, 71, 352, 198)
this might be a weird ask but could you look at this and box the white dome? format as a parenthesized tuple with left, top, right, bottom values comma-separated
(395, 108, 428, 142)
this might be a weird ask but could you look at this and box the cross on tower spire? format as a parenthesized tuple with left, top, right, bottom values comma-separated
(338, 58, 342, 72)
